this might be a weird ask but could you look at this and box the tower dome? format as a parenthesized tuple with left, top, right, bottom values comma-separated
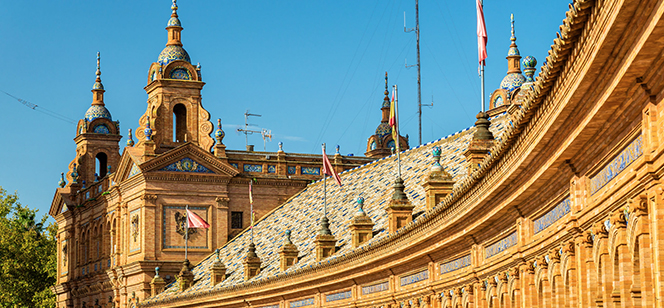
(500, 73, 526, 92)
(157, 0, 191, 66)
(85, 105, 112, 122)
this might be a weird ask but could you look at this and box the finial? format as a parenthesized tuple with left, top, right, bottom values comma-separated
(107, 165, 112, 175)
(94, 173, 99, 182)
(58, 172, 66, 188)
(278, 141, 284, 152)
(172, 0, 178, 13)
(385, 72, 388, 94)
(285, 230, 292, 245)
(144, 116, 153, 141)
(127, 129, 135, 146)
(215, 248, 221, 261)
(72, 164, 79, 184)
(431, 146, 442, 172)
(356, 197, 366, 215)
(82, 180, 87, 189)
(335, 145, 340, 155)
(510, 14, 515, 41)
(155, 266, 161, 277)
(92, 52, 104, 91)
(215, 119, 225, 142)
(391, 177, 407, 201)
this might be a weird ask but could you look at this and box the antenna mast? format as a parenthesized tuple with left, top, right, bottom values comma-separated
(404, 0, 422, 145)
(237, 110, 262, 150)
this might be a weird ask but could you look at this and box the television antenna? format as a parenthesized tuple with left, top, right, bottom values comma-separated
(404, 0, 423, 145)
(236, 110, 273, 151)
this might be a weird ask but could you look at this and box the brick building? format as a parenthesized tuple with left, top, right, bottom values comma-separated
(47, 2, 393, 307)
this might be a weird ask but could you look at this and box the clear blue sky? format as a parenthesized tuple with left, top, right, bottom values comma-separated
(0, 0, 570, 220)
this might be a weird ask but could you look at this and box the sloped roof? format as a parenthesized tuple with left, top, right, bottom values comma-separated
(149, 113, 510, 300)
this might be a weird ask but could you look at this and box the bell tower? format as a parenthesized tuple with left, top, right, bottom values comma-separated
(66, 53, 122, 186)
(135, 0, 214, 153)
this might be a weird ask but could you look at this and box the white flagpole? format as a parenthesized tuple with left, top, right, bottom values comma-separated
(394, 85, 402, 179)
(185, 204, 189, 261)
(480, 0, 486, 113)
(250, 183, 254, 243)
(322, 143, 327, 218)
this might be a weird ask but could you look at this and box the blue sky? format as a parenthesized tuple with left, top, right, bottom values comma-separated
(0, 1, 570, 220)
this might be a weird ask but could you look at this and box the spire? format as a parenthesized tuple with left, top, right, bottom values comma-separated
(506, 14, 522, 74)
(166, 0, 183, 47)
(91, 52, 105, 106)
(382, 72, 390, 110)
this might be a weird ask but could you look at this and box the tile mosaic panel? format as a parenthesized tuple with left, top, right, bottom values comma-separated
(93, 124, 110, 134)
(162, 206, 209, 249)
(485, 232, 518, 259)
(288, 166, 297, 174)
(290, 298, 314, 308)
(326, 290, 351, 302)
(400, 269, 428, 286)
(160, 157, 214, 173)
(301, 167, 320, 175)
(440, 254, 471, 274)
(590, 135, 643, 195)
(231, 163, 239, 169)
(257, 305, 279, 308)
(145, 115, 511, 301)
(243, 164, 263, 173)
(533, 197, 571, 234)
(128, 163, 141, 178)
(267, 165, 276, 173)
(362, 281, 389, 295)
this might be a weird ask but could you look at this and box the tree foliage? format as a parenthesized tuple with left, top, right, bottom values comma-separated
(0, 187, 56, 308)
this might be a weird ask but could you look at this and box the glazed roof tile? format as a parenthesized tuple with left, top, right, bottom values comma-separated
(150, 114, 509, 300)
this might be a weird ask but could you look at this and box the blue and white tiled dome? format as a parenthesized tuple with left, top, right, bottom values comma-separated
(85, 105, 112, 122)
(375, 123, 392, 139)
(167, 16, 181, 27)
(500, 73, 526, 93)
(158, 45, 191, 65)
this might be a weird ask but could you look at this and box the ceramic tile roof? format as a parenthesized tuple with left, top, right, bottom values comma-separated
(150, 113, 509, 300)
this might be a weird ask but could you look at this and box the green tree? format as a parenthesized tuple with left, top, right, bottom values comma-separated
(0, 187, 56, 308)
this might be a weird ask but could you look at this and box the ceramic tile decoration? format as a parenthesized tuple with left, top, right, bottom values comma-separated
(289, 298, 314, 308)
(590, 135, 643, 195)
(243, 164, 263, 173)
(93, 124, 110, 134)
(128, 164, 141, 178)
(326, 290, 352, 302)
(158, 45, 191, 65)
(533, 197, 571, 234)
(160, 157, 213, 173)
(267, 165, 276, 173)
(485, 232, 518, 259)
(288, 166, 296, 174)
(400, 269, 428, 286)
(85, 105, 113, 122)
(362, 281, 389, 295)
(301, 167, 320, 175)
(440, 254, 471, 274)
(170, 67, 191, 80)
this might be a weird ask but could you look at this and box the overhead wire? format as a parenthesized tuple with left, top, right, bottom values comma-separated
(1, 90, 76, 124)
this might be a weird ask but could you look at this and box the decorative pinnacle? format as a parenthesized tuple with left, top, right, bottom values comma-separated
(144, 116, 153, 141)
(155, 266, 161, 277)
(319, 215, 332, 236)
(215, 248, 221, 262)
(246, 241, 258, 258)
(335, 145, 340, 155)
(510, 14, 515, 41)
(92, 52, 104, 91)
(127, 129, 135, 146)
(391, 176, 407, 201)
(215, 118, 225, 142)
(285, 230, 292, 245)
(385, 72, 389, 95)
(356, 197, 366, 215)
(278, 141, 284, 152)
(58, 172, 66, 188)
(171, 0, 178, 14)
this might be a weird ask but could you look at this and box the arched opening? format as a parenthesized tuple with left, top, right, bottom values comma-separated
(96, 152, 108, 179)
(173, 104, 187, 142)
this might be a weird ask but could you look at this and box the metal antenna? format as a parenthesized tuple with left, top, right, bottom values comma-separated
(404, 0, 422, 145)
(260, 129, 272, 151)
(237, 110, 262, 149)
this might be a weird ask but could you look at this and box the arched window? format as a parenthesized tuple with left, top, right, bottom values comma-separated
(96, 152, 108, 178)
(173, 104, 187, 142)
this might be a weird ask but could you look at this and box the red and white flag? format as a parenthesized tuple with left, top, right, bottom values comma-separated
(186, 209, 210, 229)
(476, 0, 488, 65)
(322, 145, 342, 187)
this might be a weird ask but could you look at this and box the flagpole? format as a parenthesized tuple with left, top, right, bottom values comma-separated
(322, 143, 327, 218)
(185, 204, 189, 261)
(394, 85, 402, 179)
(250, 182, 254, 243)
(480, 0, 485, 113)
